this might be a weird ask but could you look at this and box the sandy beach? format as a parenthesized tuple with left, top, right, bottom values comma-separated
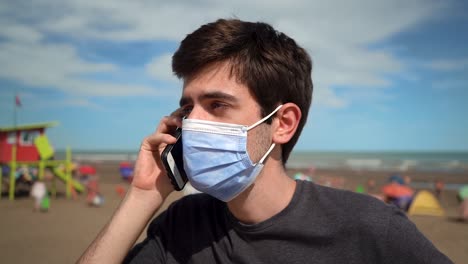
(1, 161, 467, 263)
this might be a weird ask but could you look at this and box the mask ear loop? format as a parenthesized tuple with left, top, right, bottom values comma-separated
(258, 143, 276, 165)
(247, 105, 283, 130)
(248, 104, 282, 165)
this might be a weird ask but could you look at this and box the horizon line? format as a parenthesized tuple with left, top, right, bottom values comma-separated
(55, 148, 468, 154)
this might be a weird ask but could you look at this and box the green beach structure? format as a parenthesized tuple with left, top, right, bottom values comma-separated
(0, 122, 83, 200)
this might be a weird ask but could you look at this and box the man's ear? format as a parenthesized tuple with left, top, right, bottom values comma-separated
(272, 103, 301, 145)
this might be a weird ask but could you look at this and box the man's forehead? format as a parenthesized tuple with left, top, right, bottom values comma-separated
(178, 61, 252, 106)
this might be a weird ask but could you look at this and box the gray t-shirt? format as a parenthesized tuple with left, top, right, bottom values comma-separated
(124, 180, 452, 263)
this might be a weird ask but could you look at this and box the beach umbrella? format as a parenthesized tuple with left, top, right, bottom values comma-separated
(120, 167, 133, 179)
(388, 174, 405, 185)
(79, 165, 96, 175)
(459, 185, 468, 200)
(382, 183, 414, 198)
(119, 161, 132, 168)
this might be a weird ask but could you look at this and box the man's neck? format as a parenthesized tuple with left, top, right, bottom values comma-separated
(226, 162, 296, 224)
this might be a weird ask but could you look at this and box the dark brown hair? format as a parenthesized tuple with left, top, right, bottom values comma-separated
(172, 18, 313, 164)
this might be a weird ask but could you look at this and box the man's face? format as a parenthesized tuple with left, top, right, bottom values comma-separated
(179, 62, 273, 163)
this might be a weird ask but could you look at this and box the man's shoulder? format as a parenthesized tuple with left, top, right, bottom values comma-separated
(300, 181, 393, 228)
(302, 180, 388, 209)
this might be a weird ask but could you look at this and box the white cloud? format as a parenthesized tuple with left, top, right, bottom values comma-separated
(27, 93, 102, 110)
(0, 23, 42, 43)
(0, 0, 449, 108)
(0, 34, 159, 97)
(313, 86, 348, 109)
(146, 53, 179, 83)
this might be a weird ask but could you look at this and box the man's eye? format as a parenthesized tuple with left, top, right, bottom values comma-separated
(211, 102, 228, 109)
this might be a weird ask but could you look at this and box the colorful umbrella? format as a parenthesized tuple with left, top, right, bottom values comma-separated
(388, 174, 404, 185)
(382, 183, 414, 198)
(79, 165, 96, 175)
(119, 161, 132, 168)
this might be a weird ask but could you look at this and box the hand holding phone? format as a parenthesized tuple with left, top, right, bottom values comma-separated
(161, 128, 188, 191)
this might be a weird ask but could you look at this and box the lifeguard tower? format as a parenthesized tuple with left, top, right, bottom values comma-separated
(0, 122, 84, 200)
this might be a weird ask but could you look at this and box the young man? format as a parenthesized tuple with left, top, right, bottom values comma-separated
(78, 19, 452, 263)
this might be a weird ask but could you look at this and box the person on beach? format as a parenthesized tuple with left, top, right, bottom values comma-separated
(86, 175, 104, 207)
(78, 18, 452, 263)
(434, 178, 445, 200)
(30, 179, 48, 212)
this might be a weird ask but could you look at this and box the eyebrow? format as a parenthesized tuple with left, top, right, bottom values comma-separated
(179, 91, 239, 107)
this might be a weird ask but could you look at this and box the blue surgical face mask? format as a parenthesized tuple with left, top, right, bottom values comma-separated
(182, 105, 283, 202)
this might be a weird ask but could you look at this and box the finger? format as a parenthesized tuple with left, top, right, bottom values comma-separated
(156, 115, 182, 135)
(170, 107, 185, 118)
(141, 133, 177, 152)
(142, 113, 183, 153)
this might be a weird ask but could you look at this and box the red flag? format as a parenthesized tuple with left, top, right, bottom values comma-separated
(15, 95, 21, 107)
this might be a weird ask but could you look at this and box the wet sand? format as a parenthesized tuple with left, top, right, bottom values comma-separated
(1, 161, 467, 263)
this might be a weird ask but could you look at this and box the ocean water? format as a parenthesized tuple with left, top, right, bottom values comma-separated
(288, 151, 468, 172)
(56, 150, 468, 173)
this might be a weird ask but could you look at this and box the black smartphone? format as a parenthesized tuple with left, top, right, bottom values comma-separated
(161, 128, 188, 191)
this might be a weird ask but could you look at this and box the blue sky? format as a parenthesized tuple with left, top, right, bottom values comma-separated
(0, 0, 467, 152)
